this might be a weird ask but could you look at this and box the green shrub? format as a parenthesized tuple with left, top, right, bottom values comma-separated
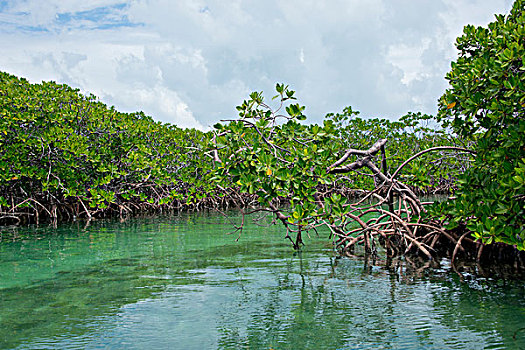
(436, 0, 525, 249)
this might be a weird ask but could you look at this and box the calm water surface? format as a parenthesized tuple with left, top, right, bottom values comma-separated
(0, 211, 524, 349)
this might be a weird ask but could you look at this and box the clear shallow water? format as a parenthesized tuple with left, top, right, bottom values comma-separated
(0, 212, 524, 349)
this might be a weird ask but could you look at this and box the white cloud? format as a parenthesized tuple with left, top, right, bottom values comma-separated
(118, 85, 204, 129)
(0, 0, 514, 128)
(387, 38, 433, 85)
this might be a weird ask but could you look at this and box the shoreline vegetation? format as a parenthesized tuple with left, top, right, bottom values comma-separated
(1, 1, 524, 270)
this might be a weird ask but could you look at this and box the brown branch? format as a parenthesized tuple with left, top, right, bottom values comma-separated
(328, 156, 373, 174)
(327, 139, 387, 173)
(391, 146, 476, 181)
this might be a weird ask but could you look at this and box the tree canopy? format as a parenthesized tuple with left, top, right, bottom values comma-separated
(0, 72, 217, 223)
(436, 0, 525, 249)
(211, 85, 470, 257)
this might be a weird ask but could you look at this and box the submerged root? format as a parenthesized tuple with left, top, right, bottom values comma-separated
(331, 183, 524, 269)
(338, 222, 525, 270)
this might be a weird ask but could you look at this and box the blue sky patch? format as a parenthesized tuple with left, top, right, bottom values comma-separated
(56, 3, 139, 30)
(0, 1, 8, 12)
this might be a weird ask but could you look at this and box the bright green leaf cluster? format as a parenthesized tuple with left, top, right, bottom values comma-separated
(436, 0, 525, 249)
(0, 71, 216, 217)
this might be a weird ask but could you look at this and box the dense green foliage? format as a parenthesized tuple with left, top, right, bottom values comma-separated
(213, 89, 462, 203)
(324, 108, 468, 192)
(1, 0, 522, 259)
(1, 70, 471, 258)
(0, 71, 213, 221)
(211, 85, 467, 252)
(436, 0, 525, 249)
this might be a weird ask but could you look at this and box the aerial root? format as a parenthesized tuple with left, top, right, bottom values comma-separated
(338, 224, 435, 260)
(476, 243, 484, 262)
(451, 232, 469, 264)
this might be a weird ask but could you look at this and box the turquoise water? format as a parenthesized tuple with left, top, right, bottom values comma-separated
(0, 211, 524, 349)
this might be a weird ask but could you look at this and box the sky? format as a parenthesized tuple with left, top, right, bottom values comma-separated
(0, 0, 514, 130)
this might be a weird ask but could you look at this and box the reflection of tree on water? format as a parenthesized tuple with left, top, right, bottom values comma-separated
(216, 253, 525, 349)
(216, 253, 402, 349)
(428, 272, 525, 349)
